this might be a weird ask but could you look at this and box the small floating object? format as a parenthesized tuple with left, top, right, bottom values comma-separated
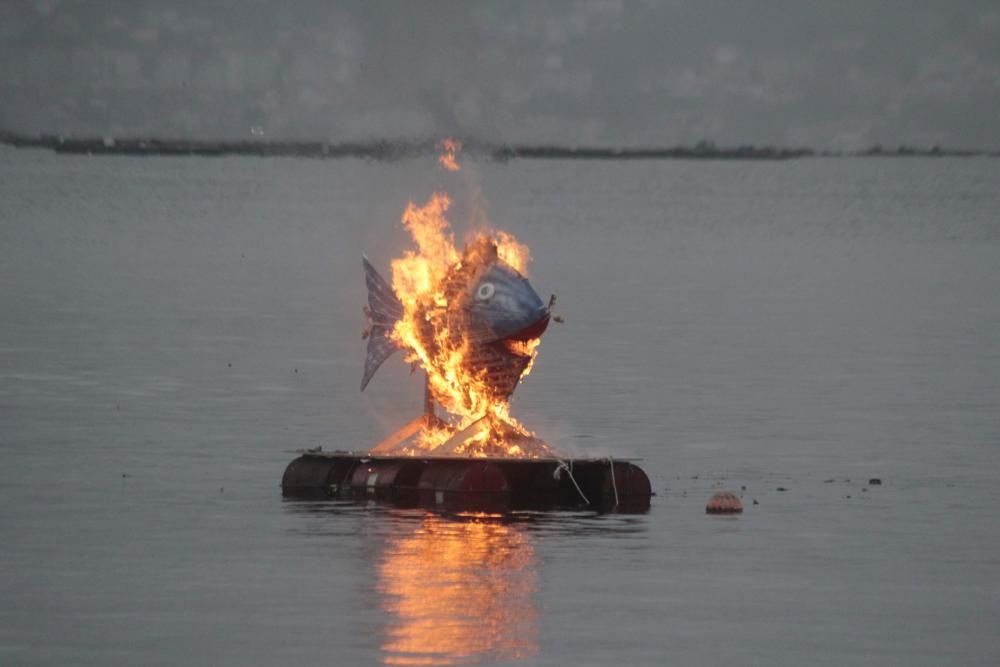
(706, 491, 743, 514)
(868, 478, 882, 485)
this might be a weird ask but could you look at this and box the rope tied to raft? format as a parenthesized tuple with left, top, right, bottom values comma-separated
(607, 456, 619, 507)
(554, 460, 590, 506)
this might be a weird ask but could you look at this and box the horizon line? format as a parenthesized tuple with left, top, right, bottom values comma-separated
(1, 129, 996, 161)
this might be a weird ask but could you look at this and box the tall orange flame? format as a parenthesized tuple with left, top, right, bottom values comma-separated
(387, 192, 549, 457)
(437, 139, 462, 172)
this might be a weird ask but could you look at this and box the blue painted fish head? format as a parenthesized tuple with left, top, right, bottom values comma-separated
(466, 261, 550, 342)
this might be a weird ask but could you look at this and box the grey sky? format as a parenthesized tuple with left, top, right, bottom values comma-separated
(2, 0, 998, 149)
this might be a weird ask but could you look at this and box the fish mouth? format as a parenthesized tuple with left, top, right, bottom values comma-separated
(502, 309, 550, 343)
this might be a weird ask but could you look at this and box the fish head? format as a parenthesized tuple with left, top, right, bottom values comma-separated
(466, 261, 550, 342)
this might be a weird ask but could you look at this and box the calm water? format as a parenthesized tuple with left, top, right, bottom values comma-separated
(1, 148, 999, 665)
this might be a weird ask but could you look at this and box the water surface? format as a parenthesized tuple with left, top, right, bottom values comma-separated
(1, 149, 998, 665)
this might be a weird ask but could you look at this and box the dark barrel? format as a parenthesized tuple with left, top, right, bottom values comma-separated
(281, 455, 358, 499)
(349, 458, 426, 505)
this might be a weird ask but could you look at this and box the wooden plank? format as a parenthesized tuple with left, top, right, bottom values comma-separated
(430, 416, 487, 456)
(369, 415, 426, 454)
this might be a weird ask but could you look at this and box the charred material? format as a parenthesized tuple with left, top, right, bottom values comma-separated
(281, 452, 652, 513)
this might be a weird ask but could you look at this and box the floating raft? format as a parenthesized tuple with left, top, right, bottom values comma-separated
(282, 451, 652, 512)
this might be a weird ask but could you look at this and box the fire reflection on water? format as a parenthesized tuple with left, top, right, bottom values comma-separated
(377, 513, 539, 665)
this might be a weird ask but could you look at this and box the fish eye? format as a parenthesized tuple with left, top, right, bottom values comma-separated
(476, 282, 496, 300)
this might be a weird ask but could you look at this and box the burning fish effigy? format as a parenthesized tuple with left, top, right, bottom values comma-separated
(361, 193, 555, 457)
(280, 144, 652, 510)
(362, 238, 550, 399)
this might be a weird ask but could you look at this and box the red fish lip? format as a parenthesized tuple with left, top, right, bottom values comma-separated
(503, 311, 550, 342)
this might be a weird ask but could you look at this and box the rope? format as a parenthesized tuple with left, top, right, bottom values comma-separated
(607, 457, 620, 507)
(329, 464, 355, 496)
(555, 460, 590, 506)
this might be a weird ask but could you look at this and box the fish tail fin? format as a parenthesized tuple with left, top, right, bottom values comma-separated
(362, 256, 403, 391)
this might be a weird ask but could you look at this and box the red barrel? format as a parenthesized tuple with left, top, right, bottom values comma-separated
(418, 460, 510, 509)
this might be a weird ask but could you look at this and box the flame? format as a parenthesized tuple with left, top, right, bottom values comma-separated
(387, 193, 551, 457)
(504, 337, 542, 378)
(494, 230, 531, 275)
(437, 138, 462, 172)
(393, 193, 459, 303)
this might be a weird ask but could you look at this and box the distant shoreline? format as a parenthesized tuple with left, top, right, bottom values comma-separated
(1, 130, 995, 161)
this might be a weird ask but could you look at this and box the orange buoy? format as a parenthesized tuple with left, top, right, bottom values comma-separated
(706, 491, 743, 514)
